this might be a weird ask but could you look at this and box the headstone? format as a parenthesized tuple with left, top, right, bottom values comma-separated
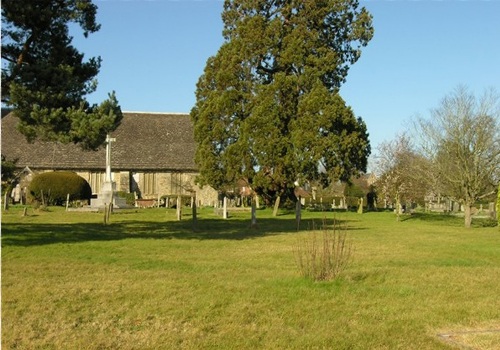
(11, 184, 21, 203)
(223, 196, 228, 219)
(176, 196, 182, 220)
(489, 202, 496, 220)
(358, 197, 363, 214)
(273, 197, 280, 217)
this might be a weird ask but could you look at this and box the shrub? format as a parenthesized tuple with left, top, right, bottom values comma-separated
(28, 171, 92, 206)
(116, 191, 136, 206)
(294, 220, 352, 281)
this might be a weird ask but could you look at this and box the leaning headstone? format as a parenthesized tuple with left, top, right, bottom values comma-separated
(273, 197, 280, 217)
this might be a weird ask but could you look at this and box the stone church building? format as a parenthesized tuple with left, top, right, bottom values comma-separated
(1, 111, 218, 206)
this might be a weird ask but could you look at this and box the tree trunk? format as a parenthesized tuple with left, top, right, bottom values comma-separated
(464, 203, 472, 228)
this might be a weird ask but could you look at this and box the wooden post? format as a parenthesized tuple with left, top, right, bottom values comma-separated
(176, 196, 182, 221)
(223, 196, 228, 219)
(273, 196, 280, 217)
(104, 203, 108, 225)
(251, 196, 257, 228)
(192, 198, 197, 229)
(3, 193, 9, 211)
(66, 193, 70, 211)
(295, 197, 301, 231)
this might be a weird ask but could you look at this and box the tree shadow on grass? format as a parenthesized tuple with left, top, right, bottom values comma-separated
(1, 215, 365, 247)
(400, 212, 463, 224)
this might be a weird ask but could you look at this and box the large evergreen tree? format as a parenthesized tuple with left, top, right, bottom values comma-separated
(1, 0, 122, 150)
(191, 0, 373, 204)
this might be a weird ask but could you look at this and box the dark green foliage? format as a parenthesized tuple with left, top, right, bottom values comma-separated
(116, 191, 136, 206)
(344, 182, 365, 209)
(366, 186, 377, 211)
(1, 155, 18, 193)
(192, 0, 373, 205)
(1, 0, 122, 150)
(28, 171, 91, 205)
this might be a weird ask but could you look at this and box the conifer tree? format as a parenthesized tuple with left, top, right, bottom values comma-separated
(1, 0, 122, 150)
(192, 0, 373, 204)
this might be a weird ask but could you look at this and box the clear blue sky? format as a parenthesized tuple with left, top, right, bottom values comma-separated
(74, 0, 500, 152)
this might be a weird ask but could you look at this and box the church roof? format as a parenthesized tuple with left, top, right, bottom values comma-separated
(1, 111, 198, 172)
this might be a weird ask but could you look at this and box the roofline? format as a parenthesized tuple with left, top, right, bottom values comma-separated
(122, 111, 189, 115)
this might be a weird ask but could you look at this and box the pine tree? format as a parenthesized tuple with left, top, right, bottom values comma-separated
(1, 0, 122, 150)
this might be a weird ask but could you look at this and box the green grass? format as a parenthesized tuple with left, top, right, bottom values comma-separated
(2, 206, 499, 349)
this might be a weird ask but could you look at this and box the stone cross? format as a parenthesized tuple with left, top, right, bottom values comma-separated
(105, 134, 116, 182)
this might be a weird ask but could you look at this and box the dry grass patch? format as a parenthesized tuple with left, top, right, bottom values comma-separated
(437, 322, 500, 350)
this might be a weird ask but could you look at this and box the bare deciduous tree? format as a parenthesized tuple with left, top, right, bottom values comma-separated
(415, 86, 500, 228)
(375, 133, 429, 220)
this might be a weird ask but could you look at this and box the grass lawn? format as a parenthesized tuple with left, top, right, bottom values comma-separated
(2, 206, 499, 349)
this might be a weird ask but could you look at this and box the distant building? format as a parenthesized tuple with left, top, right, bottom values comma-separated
(1, 111, 218, 206)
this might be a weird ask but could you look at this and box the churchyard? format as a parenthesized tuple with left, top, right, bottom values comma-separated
(2, 206, 499, 349)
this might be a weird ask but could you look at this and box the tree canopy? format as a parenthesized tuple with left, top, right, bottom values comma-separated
(375, 133, 430, 218)
(415, 86, 500, 227)
(1, 0, 122, 150)
(191, 0, 373, 204)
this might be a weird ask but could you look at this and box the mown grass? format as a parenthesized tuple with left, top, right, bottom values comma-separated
(2, 206, 499, 349)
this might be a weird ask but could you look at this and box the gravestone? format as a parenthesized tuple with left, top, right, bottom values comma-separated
(223, 196, 228, 219)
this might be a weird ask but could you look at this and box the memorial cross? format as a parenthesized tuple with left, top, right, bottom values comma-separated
(105, 134, 116, 182)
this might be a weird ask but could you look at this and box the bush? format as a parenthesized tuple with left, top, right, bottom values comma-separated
(294, 220, 352, 281)
(28, 171, 92, 206)
(116, 191, 136, 206)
